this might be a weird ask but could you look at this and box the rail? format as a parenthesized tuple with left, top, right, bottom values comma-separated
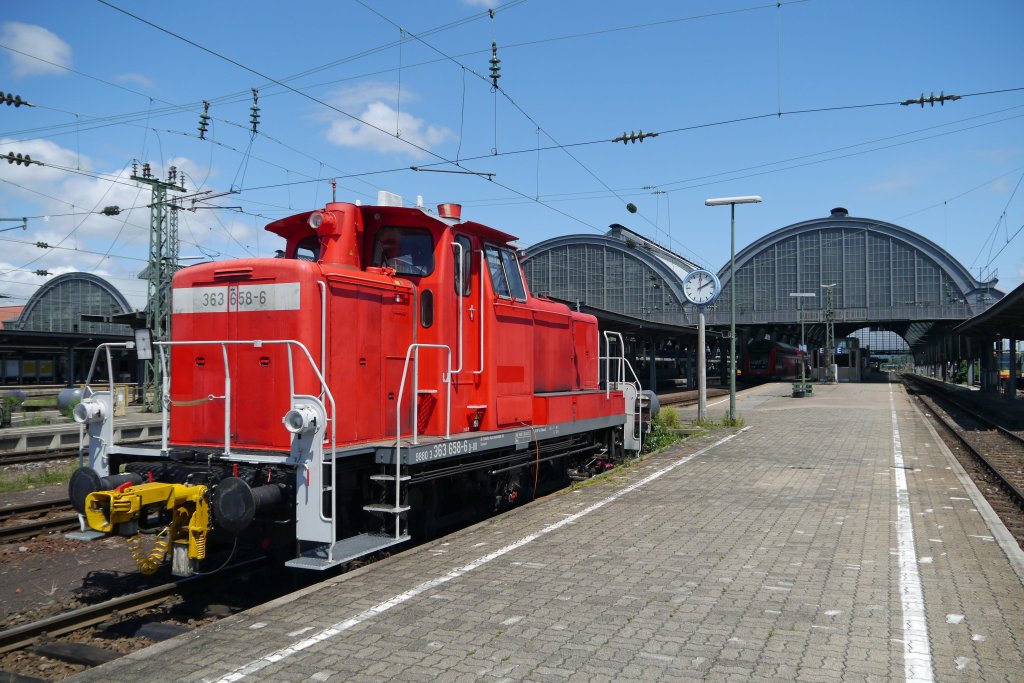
(904, 375, 1024, 510)
(0, 557, 265, 655)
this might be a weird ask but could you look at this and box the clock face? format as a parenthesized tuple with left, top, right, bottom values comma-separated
(682, 269, 720, 305)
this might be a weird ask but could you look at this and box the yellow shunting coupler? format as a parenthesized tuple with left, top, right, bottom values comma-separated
(85, 482, 210, 574)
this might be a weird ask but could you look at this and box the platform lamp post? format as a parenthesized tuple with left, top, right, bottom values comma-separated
(789, 292, 815, 396)
(821, 283, 837, 383)
(704, 195, 761, 422)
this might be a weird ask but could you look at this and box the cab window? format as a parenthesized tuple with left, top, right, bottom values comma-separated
(484, 245, 527, 301)
(295, 236, 320, 262)
(372, 227, 434, 276)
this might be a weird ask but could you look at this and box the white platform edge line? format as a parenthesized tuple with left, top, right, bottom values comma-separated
(889, 383, 935, 683)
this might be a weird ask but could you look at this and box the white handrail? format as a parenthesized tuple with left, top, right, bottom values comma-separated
(222, 344, 232, 456)
(393, 342, 452, 539)
(599, 330, 646, 453)
(602, 331, 627, 397)
(82, 342, 129, 398)
(598, 354, 643, 389)
(451, 241, 464, 375)
(474, 249, 486, 375)
(159, 348, 170, 452)
(81, 341, 135, 456)
(317, 281, 327, 401)
(155, 339, 339, 551)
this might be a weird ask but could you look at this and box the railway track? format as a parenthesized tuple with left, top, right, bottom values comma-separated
(0, 557, 267, 658)
(904, 376, 1024, 513)
(0, 499, 78, 543)
(0, 437, 155, 467)
(0, 450, 80, 466)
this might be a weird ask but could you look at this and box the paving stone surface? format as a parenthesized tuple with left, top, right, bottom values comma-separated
(68, 381, 1024, 682)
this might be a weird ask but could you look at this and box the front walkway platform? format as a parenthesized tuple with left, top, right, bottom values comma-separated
(69, 381, 1024, 682)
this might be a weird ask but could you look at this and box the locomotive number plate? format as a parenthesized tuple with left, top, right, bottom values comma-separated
(413, 439, 481, 464)
(173, 283, 301, 314)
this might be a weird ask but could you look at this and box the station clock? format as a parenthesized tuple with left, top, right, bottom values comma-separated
(681, 268, 721, 306)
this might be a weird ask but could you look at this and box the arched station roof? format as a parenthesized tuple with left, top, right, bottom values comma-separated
(719, 207, 1000, 307)
(705, 207, 1005, 350)
(16, 272, 133, 336)
(522, 224, 699, 325)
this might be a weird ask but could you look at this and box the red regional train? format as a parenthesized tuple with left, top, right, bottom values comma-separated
(69, 198, 648, 575)
(742, 339, 808, 381)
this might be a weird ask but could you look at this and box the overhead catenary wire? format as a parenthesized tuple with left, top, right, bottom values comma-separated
(6, 21, 1022, 228)
(970, 169, 1024, 275)
(94, 0, 606, 235)
(353, 0, 678, 248)
(3, 2, 1021, 286)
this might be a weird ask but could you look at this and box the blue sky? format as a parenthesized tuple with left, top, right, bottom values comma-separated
(1, 0, 1022, 309)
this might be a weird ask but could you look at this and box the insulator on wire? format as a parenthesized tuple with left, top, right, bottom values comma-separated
(900, 90, 961, 107)
(33, 269, 50, 276)
(102, 206, 121, 216)
(4, 152, 33, 166)
(250, 88, 260, 134)
(199, 100, 211, 139)
(0, 90, 34, 107)
(489, 42, 501, 89)
(132, 159, 138, 176)
(142, 163, 152, 179)
(168, 166, 177, 183)
(612, 130, 659, 145)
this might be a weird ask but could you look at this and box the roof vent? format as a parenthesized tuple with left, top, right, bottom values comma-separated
(376, 190, 403, 207)
(830, 207, 849, 217)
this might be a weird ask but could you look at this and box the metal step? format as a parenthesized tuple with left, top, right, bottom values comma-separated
(362, 503, 411, 514)
(65, 529, 107, 541)
(285, 533, 411, 570)
(369, 474, 411, 482)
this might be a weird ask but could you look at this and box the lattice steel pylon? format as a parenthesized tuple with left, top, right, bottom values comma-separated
(132, 163, 185, 411)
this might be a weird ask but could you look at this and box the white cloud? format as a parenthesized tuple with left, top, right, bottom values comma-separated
(329, 82, 406, 109)
(0, 139, 249, 309)
(113, 72, 154, 89)
(0, 137, 88, 188)
(322, 83, 453, 158)
(0, 22, 71, 77)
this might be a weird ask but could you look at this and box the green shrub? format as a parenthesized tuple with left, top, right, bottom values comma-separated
(642, 409, 685, 453)
(60, 399, 81, 420)
(722, 413, 745, 428)
(2, 390, 26, 411)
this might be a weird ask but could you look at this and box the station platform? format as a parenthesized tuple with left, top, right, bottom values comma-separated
(68, 381, 1024, 682)
(0, 405, 162, 456)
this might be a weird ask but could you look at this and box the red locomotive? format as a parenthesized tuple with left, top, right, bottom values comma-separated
(742, 339, 808, 381)
(69, 197, 646, 574)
